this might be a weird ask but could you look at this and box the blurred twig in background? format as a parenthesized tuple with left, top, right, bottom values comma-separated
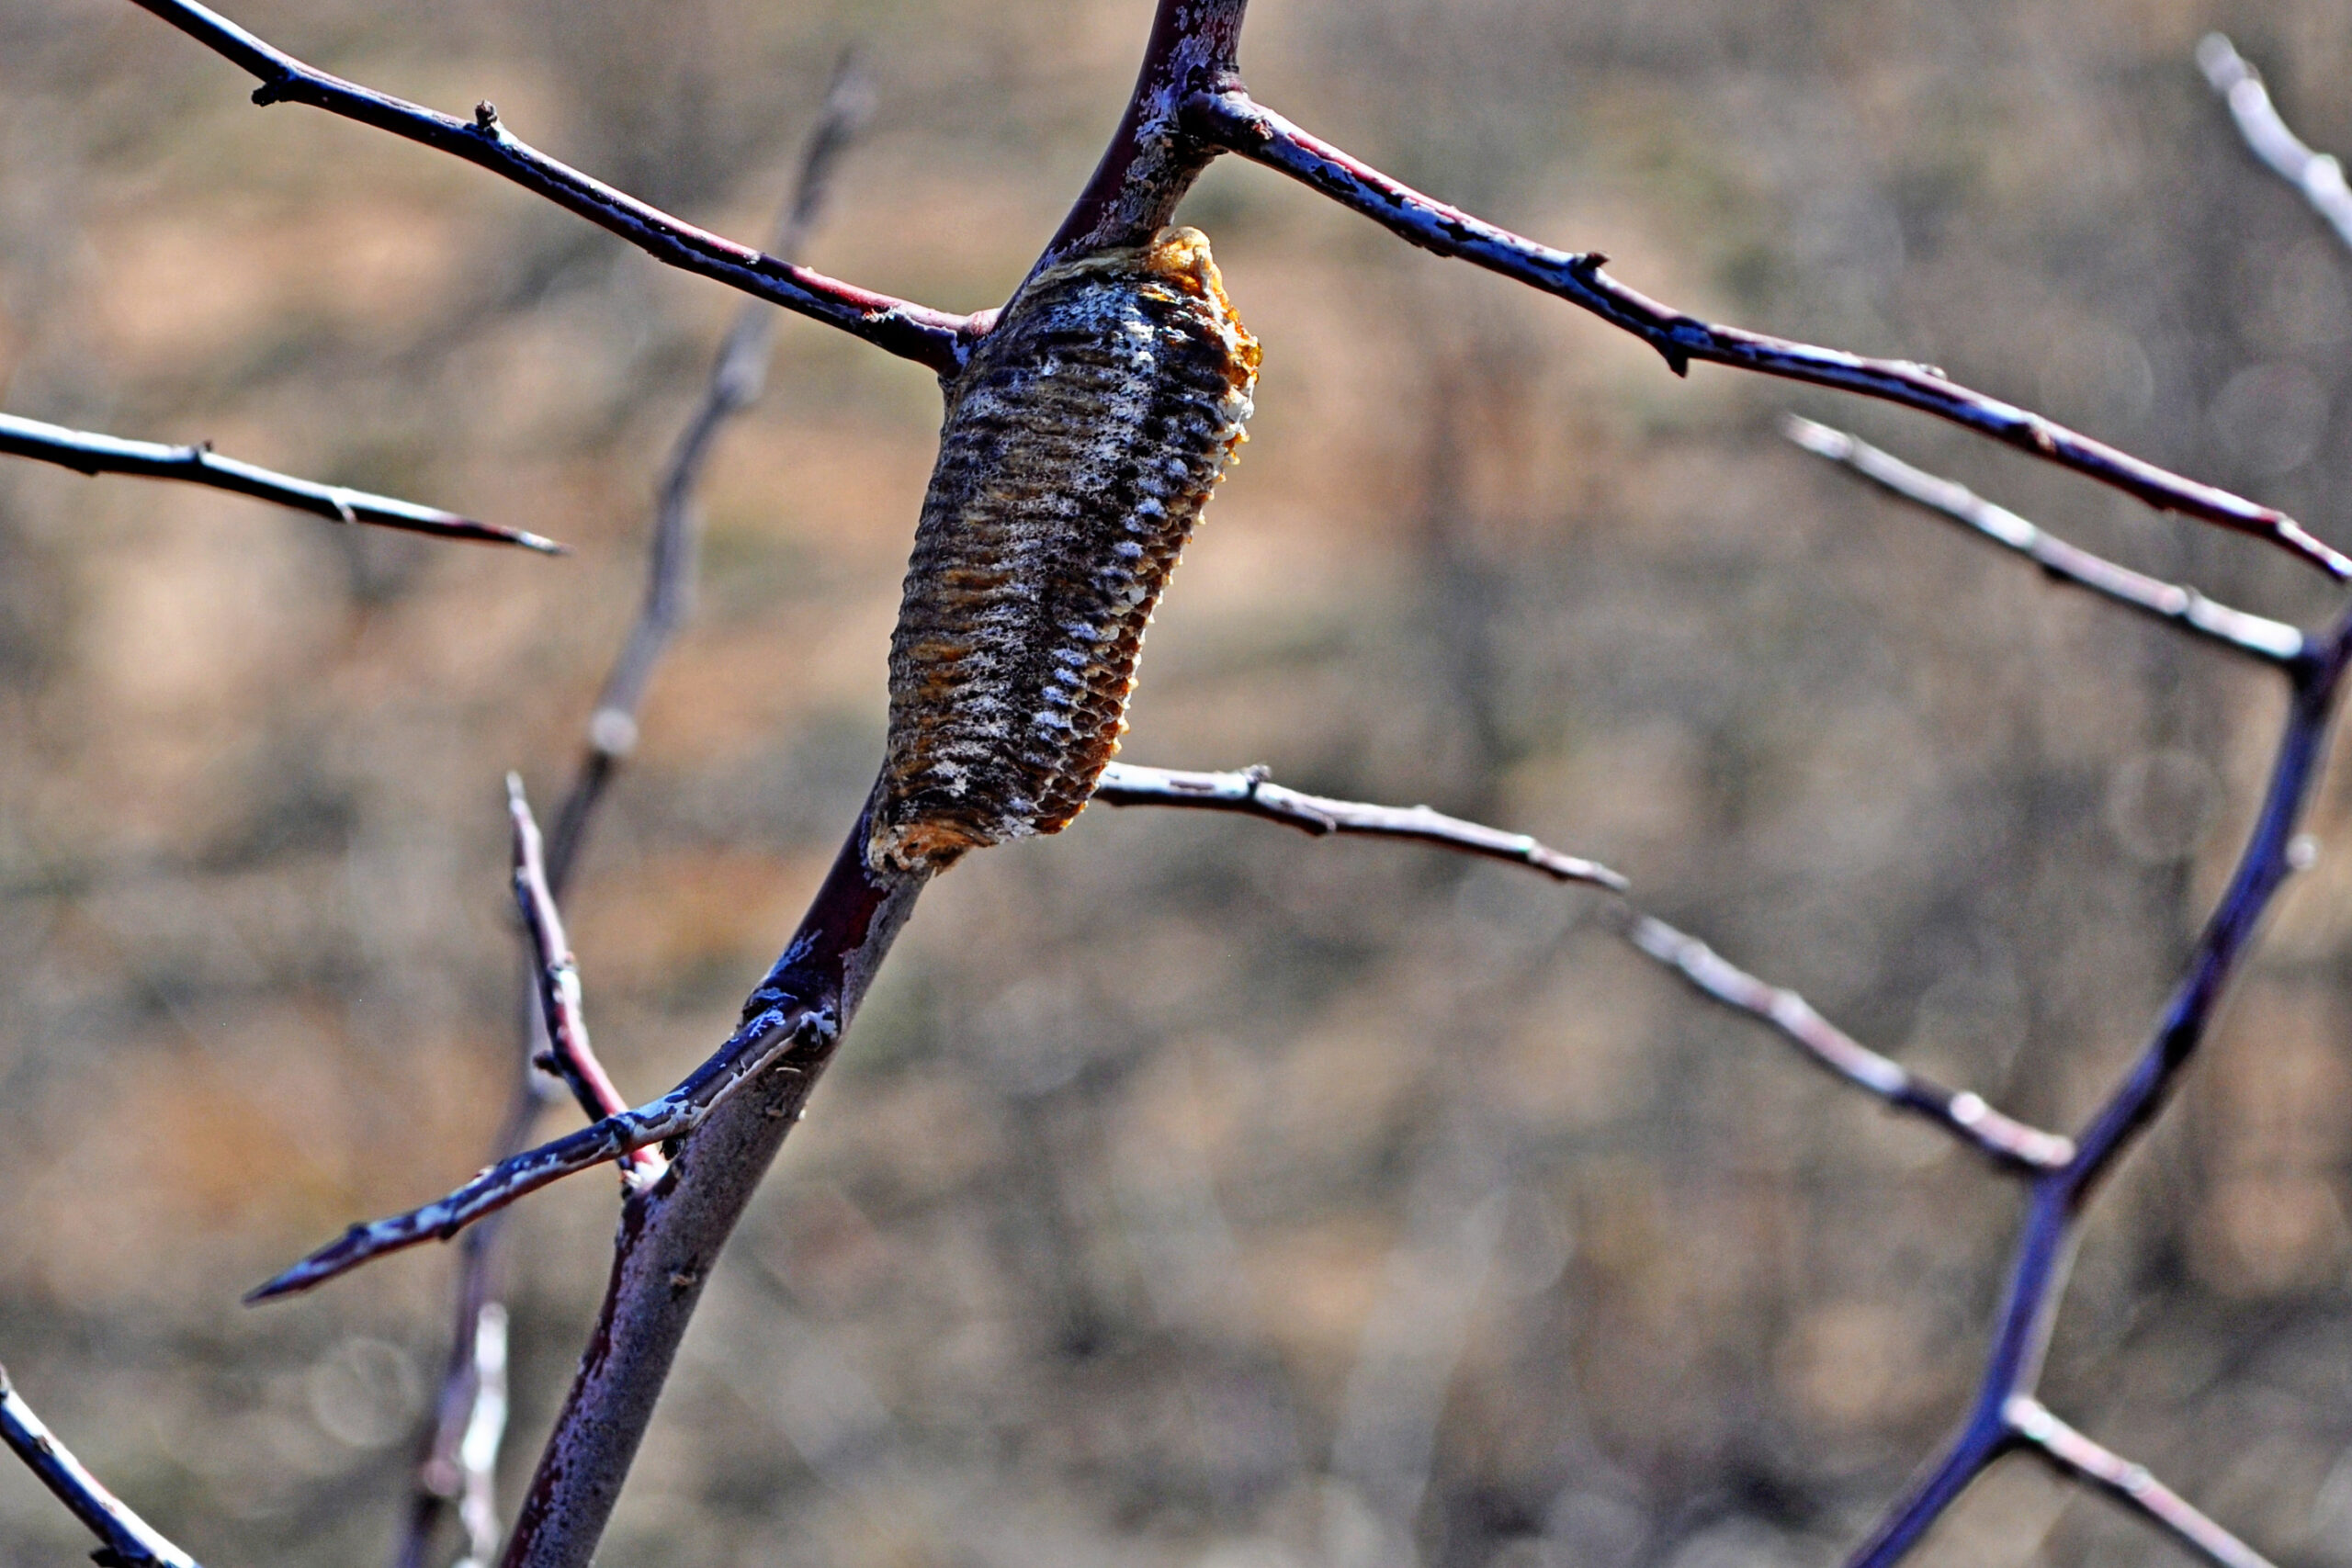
(2199, 32, 2352, 255)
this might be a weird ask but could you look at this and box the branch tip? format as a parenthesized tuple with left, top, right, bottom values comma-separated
(0, 410, 561, 551)
(1, 1366, 201, 1567)
(1199, 91, 2345, 579)
(1623, 912, 2072, 1172)
(2198, 35, 2352, 269)
(130, 0, 972, 373)
(2007, 1397, 2277, 1568)
(1093, 761, 1627, 890)
(1783, 414, 2308, 667)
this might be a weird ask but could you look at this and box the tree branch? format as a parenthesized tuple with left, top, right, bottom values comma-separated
(392, 73, 874, 1568)
(2006, 1398, 2275, 1568)
(1184, 91, 2350, 580)
(1783, 416, 2307, 668)
(1621, 914, 2075, 1174)
(147, 11, 2342, 1567)
(0, 411, 559, 552)
(395, 1240, 513, 1568)
(124, 0, 976, 378)
(495, 807, 928, 1568)
(507, 775, 663, 1189)
(245, 993, 809, 1301)
(0, 1362, 203, 1568)
(2196, 34, 2352, 255)
(1846, 592, 2349, 1568)
(1038, 0, 1250, 266)
(552, 51, 875, 878)
(1091, 761, 1626, 889)
(2062, 617, 2345, 1198)
(447, 1306, 510, 1568)
(475, 8, 1272, 1560)
(1090, 764, 2067, 1172)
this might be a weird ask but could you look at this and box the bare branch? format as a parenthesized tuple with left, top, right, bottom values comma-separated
(499, 810, 928, 1568)
(1621, 913, 2075, 1174)
(250, 806, 924, 1305)
(399, 1302, 514, 1568)
(0, 411, 559, 553)
(1037, 0, 1249, 266)
(2007, 1398, 2275, 1568)
(391, 82, 877, 1568)
(2064, 617, 2345, 1196)
(1186, 92, 2351, 581)
(0, 1362, 203, 1568)
(554, 51, 876, 876)
(1784, 416, 2307, 668)
(396, 1226, 516, 1568)
(474, 17, 1244, 1549)
(2197, 35, 2352, 255)
(124, 0, 976, 378)
(1091, 761, 1627, 890)
(507, 775, 663, 1189)
(445, 1304, 510, 1568)
(1844, 1411, 2015, 1568)
(171, 13, 2352, 1568)
(1849, 577, 2350, 1568)
(1090, 761, 2063, 1170)
(246, 1010, 786, 1300)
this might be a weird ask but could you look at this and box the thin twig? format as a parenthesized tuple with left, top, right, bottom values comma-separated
(446, 1303, 510, 1568)
(1185, 91, 2350, 581)
(0, 1362, 203, 1568)
(1781, 405, 2326, 1562)
(245, 989, 812, 1300)
(1091, 761, 1626, 890)
(1622, 914, 2075, 1174)
(0, 411, 559, 552)
(2064, 626, 2345, 1196)
(1091, 764, 2067, 1172)
(552, 51, 876, 878)
(394, 1301, 511, 1568)
(123, 0, 974, 378)
(396, 1223, 516, 1568)
(507, 774, 663, 1188)
(2197, 35, 2352, 255)
(1094, 766, 2065, 1175)
(2006, 1398, 2275, 1568)
(1783, 416, 2307, 668)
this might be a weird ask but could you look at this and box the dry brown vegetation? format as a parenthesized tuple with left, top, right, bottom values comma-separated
(6, 1, 2352, 1565)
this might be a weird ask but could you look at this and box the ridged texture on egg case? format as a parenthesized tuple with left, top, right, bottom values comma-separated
(871, 226, 1260, 872)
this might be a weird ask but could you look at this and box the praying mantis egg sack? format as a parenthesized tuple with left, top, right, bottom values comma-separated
(870, 225, 1261, 873)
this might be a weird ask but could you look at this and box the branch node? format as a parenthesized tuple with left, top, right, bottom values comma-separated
(474, 99, 500, 131)
(588, 707, 640, 759)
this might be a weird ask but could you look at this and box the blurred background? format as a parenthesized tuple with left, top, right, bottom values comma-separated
(5, 0, 2352, 1563)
